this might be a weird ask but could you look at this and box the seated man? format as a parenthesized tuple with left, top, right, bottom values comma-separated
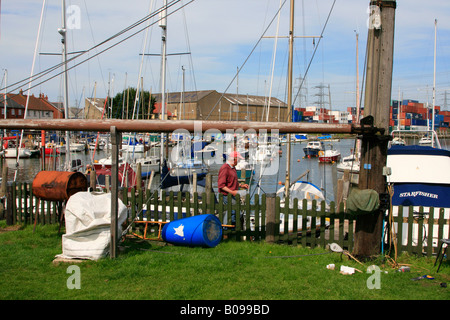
(218, 151, 249, 226)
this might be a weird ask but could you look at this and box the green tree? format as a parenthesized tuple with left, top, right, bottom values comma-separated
(110, 87, 156, 119)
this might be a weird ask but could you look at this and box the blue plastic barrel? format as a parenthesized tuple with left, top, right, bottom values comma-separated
(161, 214, 222, 248)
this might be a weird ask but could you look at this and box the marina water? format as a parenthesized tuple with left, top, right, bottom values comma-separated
(5, 137, 449, 205)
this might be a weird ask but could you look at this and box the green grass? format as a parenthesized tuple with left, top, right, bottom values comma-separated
(0, 221, 449, 300)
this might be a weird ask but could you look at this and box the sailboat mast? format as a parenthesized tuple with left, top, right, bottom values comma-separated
(355, 32, 360, 123)
(59, 0, 71, 169)
(284, 0, 294, 199)
(160, 0, 168, 167)
(432, 19, 437, 147)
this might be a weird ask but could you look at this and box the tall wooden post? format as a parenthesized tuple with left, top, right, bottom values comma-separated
(110, 126, 120, 259)
(354, 0, 396, 258)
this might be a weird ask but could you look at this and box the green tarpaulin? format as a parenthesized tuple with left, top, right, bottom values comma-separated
(347, 189, 380, 215)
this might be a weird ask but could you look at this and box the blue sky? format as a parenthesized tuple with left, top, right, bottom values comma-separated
(1, 0, 450, 113)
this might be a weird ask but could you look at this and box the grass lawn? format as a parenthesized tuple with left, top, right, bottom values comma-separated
(0, 222, 449, 302)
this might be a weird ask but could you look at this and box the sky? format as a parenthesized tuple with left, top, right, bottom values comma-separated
(1, 0, 450, 114)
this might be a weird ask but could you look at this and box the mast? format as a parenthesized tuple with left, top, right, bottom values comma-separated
(59, 0, 71, 169)
(3, 69, 6, 137)
(355, 32, 360, 124)
(160, 0, 168, 169)
(284, 0, 294, 199)
(355, 31, 361, 157)
(432, 19, 437, 147)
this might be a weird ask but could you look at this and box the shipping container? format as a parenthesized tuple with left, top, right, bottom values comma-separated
(403, 99, 418, 105)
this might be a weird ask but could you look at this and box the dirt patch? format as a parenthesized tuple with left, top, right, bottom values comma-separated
(0, 225, 22, 233)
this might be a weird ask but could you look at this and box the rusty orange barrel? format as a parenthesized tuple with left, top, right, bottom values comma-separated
(32, 171, 88, 201)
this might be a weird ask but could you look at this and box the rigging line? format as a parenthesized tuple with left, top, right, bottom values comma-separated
(7, 1, 193, 100)
(14, 0, 46, 182)
(132, 1, 155, 120)
(290, 0, 336, 118)
(265, 0, 283, 123)
(204, 0, 288, 120)
(2, 0, 191, 95)
(181, 1, 197, 92)
(83, 0, 107, 96)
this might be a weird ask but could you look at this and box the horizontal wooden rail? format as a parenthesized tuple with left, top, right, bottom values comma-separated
(0, 119, 359, 134)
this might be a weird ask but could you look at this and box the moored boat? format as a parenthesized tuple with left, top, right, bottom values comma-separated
(303, 141, 324, 158)
(386, 144, 450, 247)
(318, 145, 341, 163)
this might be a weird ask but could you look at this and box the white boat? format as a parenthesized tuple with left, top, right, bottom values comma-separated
(93, 156, 124, 170)
(275, 180, 329, 234)
(252, 144, 277, 163)
(418, 135, 432, 146)
(132, 156, 160, 174)
(386, 143, 450, 248)
(122, 142, 145, 153)
(4, 147, 32, 158)
(169, 159, 209, 177)
(70, 142, 86, 152)
(318, 145, 341, 163)
(336, 154, 360, 174)
(391, 137, 405, 146)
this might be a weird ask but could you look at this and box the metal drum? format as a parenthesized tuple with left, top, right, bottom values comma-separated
(32, 171, 88, 201)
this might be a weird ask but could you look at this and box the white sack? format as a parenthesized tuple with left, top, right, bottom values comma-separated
(57, 192, 128, 260)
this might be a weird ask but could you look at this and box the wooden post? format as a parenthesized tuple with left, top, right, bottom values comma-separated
(265, 193, 276, 243)
(147, 171, 155, 190)
(336, 169, 350, 210)
(193, 172, 197, 194)
(110, 126, 120, 259)
(205, 173, 212, 198)
(6, 182, 13, 225)
(136, 162, 142, 191)
(354, 0, 396, 258)
(90, 168, 96, 191)
(0, 164, 7, 220)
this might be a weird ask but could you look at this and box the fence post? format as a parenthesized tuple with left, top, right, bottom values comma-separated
(6, 182, 13, 225)
(265, 193, 276, 243)
(110, 126, 120, 259)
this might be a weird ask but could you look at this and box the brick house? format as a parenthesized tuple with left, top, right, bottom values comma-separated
(0, 90, 64, 119)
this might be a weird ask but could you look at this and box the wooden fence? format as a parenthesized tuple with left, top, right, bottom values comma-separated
(3, 182, 449, 259)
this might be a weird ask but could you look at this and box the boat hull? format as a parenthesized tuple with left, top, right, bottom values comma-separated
(387, 145, 450, 248)
(303, 148, 320, 157)
(318, 153, 341, 163)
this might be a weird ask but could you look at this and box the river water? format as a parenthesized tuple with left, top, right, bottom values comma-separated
(5, 137, 450, 204)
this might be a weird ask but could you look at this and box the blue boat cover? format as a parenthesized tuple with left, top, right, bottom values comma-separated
(391, 183, 450, 208)
(388, 145, 450, 157)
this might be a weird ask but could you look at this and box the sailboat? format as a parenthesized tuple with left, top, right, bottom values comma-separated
(154, 0, 208, 193)
(274, 1, 331, 220)
(3, 135, 32, 158)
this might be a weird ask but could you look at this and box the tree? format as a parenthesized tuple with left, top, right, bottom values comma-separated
(110, 87, 156, 119)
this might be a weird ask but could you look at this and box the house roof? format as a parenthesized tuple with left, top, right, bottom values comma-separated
(5, 90, 62, 112)
(153, 90, 287, 107)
